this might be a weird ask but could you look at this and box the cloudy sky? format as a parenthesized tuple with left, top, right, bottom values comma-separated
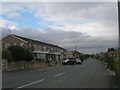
(0, 1, 119, 54)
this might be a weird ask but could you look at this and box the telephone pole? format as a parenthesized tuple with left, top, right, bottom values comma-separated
(117, 0, 120, 89)
(118, 0, 120, 49)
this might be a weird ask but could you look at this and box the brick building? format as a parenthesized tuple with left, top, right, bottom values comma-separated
(2, 34, 67, 61)
(66, 50, 82, 58)
(73, 50, 82, 58)
(66, 50, 74, 58)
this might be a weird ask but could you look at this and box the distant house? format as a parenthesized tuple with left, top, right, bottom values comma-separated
(99, 50, 117, 58)
(73, 50, 82, 58)
(66, 50, 82, 58)
(2, 34, 67, 61)
(99, 52, 107, 58)
(67, 50, 74, 58)
(107, 50, 117, 58)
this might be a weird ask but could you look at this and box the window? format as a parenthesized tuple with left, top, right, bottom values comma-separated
(47, 47, 50, 52)
(20, 43, 24, 47)
(29, 44, 31, 47)
(38, 45, 42, 51)
(51, 48, 53, 52)
(33, 44, 37, 50)
(42, 46, 44, 51)
(61, 49, 64, 53)
(54, 48, 56, 52)
(43, 46, 46, 51)
(5, 43, 10, 48)
(14, 43, 16, 45)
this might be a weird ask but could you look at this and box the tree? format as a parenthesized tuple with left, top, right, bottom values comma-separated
(7, 45, 25, 61)
(2, 49, 13, 62)
(104, 55, 115, 70)
(107, 48, 115, 52)
(24, 49, 34, 61)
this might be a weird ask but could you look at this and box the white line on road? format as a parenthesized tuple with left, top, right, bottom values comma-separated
(68, 68, 75, 72)
(54, 72, 65, 77)
(13, 79, 45, 90)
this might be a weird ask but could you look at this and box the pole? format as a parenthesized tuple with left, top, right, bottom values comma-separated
(117, 0, 120, 89)
(118, 0, 120, 49)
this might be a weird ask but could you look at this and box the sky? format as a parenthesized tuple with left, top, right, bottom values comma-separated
(0, 1, 119, 54)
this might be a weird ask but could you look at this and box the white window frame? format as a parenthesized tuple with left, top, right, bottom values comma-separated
(5, 43, 10, 48)
(33, 44, 37, 50)
(20, 43, 25, 47)
(14, 43, 16, 45)
(43, 46, 46, 51)
(47, 47, 50, 52)
(39, 45, 42, 51)
(29, 44, 31, 47)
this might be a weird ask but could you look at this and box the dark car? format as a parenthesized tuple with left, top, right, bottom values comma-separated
(68, 58, 76, 65)
(62, 58, 76, 65)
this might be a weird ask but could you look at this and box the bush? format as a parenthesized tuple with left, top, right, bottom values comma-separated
(117, 50, 120, 89)
(24, 49, 34, 61)
(2, 50, 13, 62)
(103, 55, 115, 70)
(107, 57, 115, 70)
(8, 45, 25, 61)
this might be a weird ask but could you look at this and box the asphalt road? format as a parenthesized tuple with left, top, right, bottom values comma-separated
(2, 58, 113, 89)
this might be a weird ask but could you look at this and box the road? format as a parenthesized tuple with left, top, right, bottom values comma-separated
(2, 58, 113, 89)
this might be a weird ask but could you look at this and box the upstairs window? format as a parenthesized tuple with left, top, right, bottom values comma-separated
(38, 45, 42, 51)
(20, 43, 24, 47)
(33, 44, 37, 50)
(47, 47, 50, 52)
(5, 43, 10, 48)
(51, 48, 53, 52)
(43, 46, 46, 51)
(29, 44, 31, 47)
(14, 43, 16, 45)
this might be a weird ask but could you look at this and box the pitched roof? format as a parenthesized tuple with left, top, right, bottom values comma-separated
(107, 50, 117, 55)
(8, 34, 66, 50)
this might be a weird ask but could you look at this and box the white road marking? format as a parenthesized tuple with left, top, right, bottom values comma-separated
(68, 69, 74, 72)
(54, 72, 65, 77)
(13, 79, 45, 90)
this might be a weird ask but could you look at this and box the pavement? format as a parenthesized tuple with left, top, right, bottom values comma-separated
(2, 58, 114, 89)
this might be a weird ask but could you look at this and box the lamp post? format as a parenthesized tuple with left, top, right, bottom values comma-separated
(117, 0, 120, 89)
(118, 0, 120, 49)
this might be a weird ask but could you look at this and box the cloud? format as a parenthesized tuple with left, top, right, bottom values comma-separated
(2, 26, 118, 54)
(1, 2, 118, 53)
(22, 2, 118, 38)
(1, 3, 24, 19)
(0, 18, 18, 28)
(7, 12, 21, 19)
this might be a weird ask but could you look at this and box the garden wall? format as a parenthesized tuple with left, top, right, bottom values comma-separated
(2, 59, 58, 71)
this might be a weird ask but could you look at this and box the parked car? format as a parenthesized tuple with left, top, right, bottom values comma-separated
(68, 58, 76, 65)
(62, 58, 76, 65)
(76, 58, 83, 64)
(62, 59, 69, 65)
